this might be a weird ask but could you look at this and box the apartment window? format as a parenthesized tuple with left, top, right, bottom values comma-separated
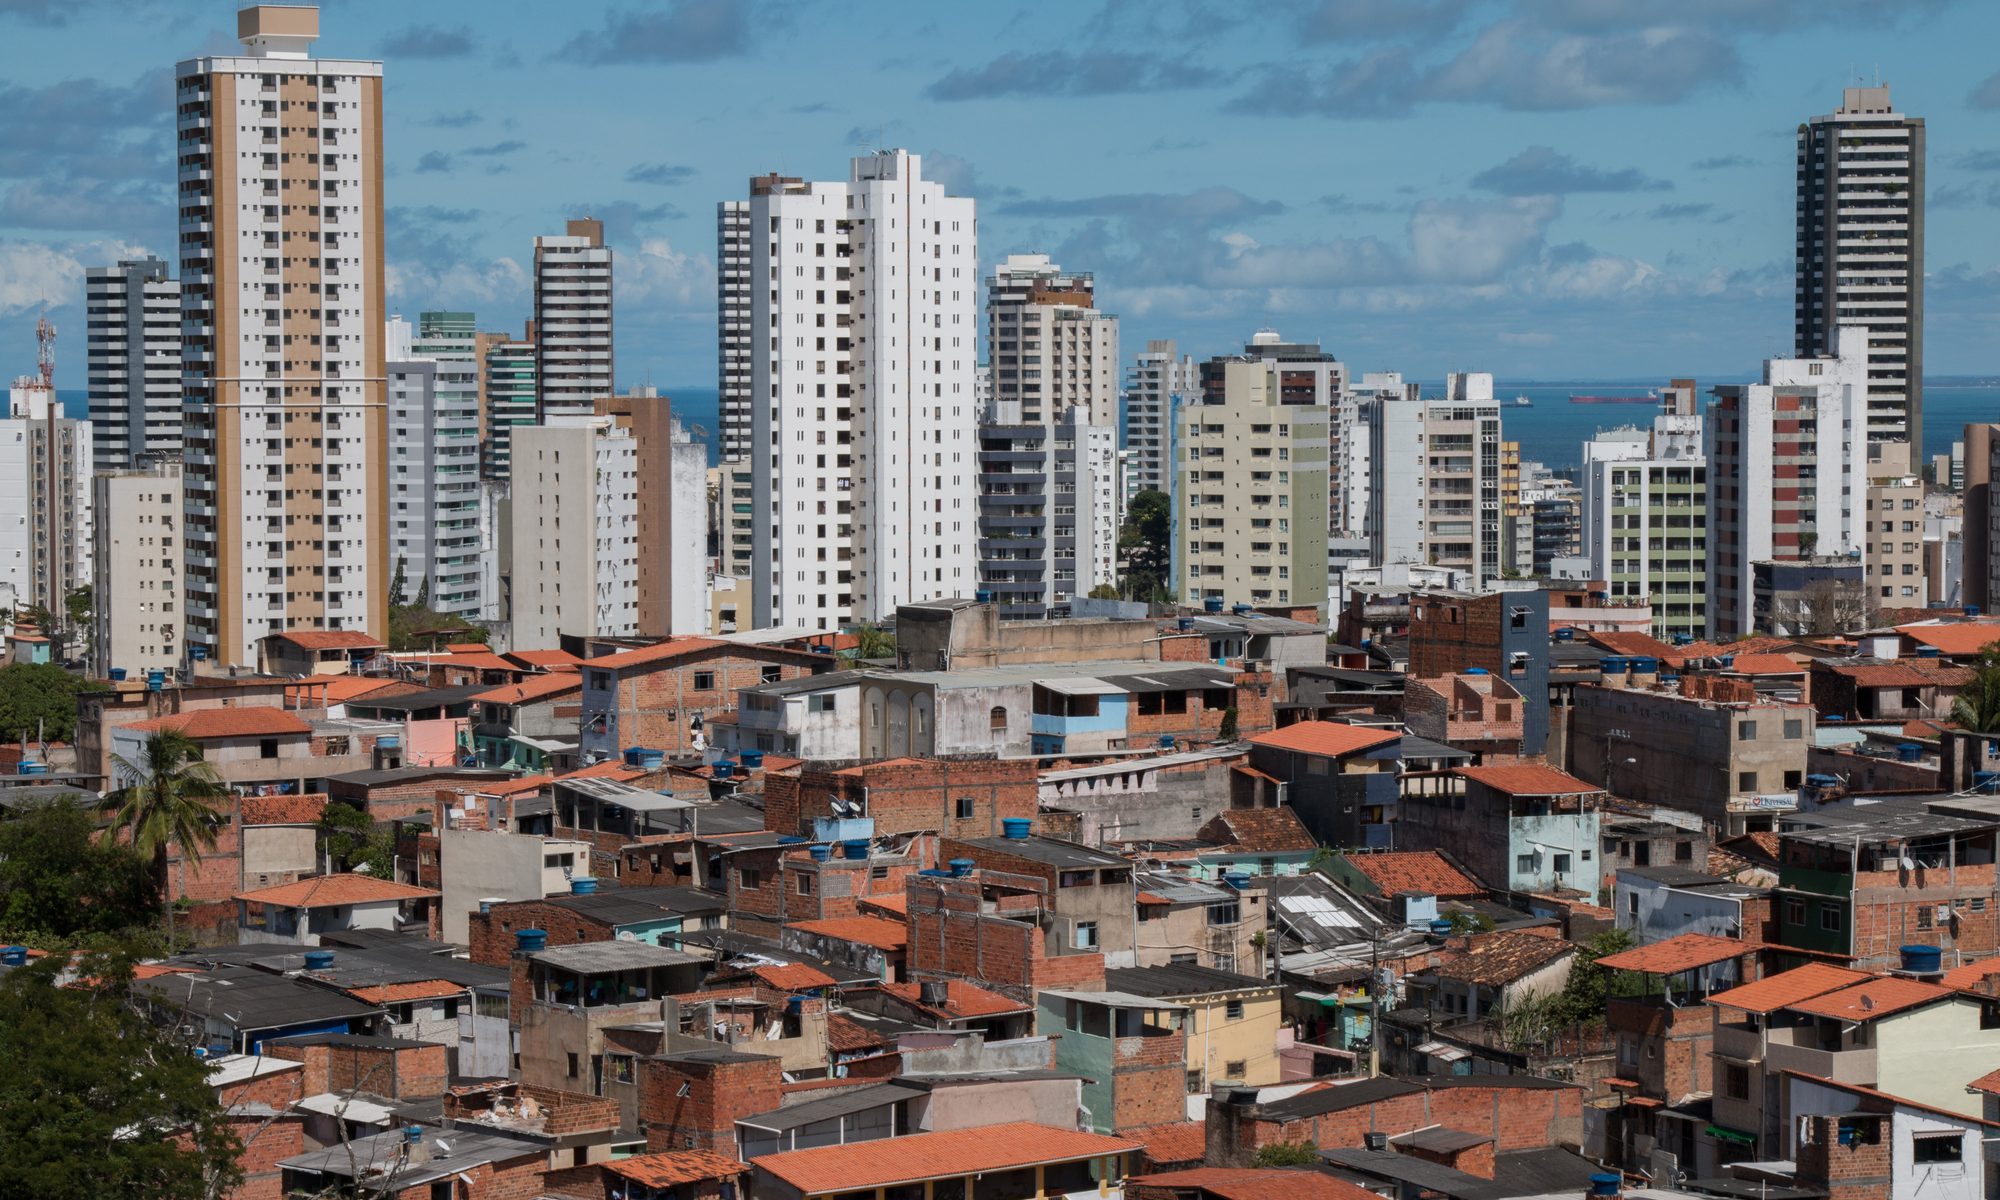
(989, 705, 1007, 731)
(589, 671, 611, 690)
(796, 874, 813, 896)
(1819, 903, 1843, 933)
(1073, 920, 1098, 950)
(1186, 1070, 1204, 1092)
(1739, 771, 1757, 792)
(567, 1052, 579, 1079)
(694, 671, 717, 691)
(259, 738, 279, 759)
(761, 665, 782, 684)
(808, 694, 836, 713)
(1784, 719, 1803, 739)
(955, 796, 974, 820)
(1516, 854, 1537, 875)
(1675, 841, 1693, 862)
(740, 868, 762, 890)
(1912, 1134, 1962, 1165)
(1225, 999, 1244, 1020)
(1225, 1060, 1246, 1079)
(1553, 854, 1572, 874)
(1784, 897, 1806, 926)
(1723, 1063, 1749, 1100)
(1737, 720, 1756, 741)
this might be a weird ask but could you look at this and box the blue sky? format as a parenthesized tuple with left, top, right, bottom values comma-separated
(3, 0, 1999, 389)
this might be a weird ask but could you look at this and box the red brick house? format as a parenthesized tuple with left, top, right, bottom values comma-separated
(576, 637, 829, 762)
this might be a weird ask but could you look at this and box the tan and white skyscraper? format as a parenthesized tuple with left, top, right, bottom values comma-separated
(175, 5, 387, 668)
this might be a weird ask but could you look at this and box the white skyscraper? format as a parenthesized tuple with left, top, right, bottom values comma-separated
(1121, 338, 1196, 505)
(1579, 401, 1708, 641)
(509, 415, 638, 648)
(977, 254, 1120, 619)
(85, 256, 180, 473)
(1366, 374, 1504, 584)
(176, 5, 388, 667)
(717, 198, 753, 462)
(533, 217, 613, 420)
(386, 313, 483, 620)
(0, 376, 93, 628)
(1798, 86, 1923, 448)
(746, 150, 978, 628)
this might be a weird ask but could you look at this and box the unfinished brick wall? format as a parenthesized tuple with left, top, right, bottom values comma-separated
(638, 1052, 783, 1155)
(600, 649, 821, 757)
(772, 758, 1038, 840)
(264, 1040, 447, 1100)
(1112, 1032, 1190, 1131)
(1848, 862, 1999, 968)
(1796, 1113, 1891, 1200)
(1608, 999, 1713, 1104)
(902, 873, 1106, 1001)
(221, 1111, 303, 1200)
(1206, 1082, 1583, 1166)
(467, 900, 622, 967)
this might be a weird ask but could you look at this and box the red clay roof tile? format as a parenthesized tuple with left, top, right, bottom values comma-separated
(1343, 851, 1484, 898)
(750, 1123, 1139, 1194)
(1454, 763, 1602, 796)
(1705, 963, 1870, 1014)
(233, 873, 439, 908)
(1249, 721, 1401, 757)
(1594, 932, 1749, 976)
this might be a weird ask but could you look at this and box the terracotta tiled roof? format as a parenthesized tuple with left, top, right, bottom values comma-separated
(269, 630, 384, 651)
(1899, 622, 2000, 657)
(342, 979, 468, 1004)
(1904, 718, 1960, 739)
(1424, 930, 1574, 986)
(586, 637, 732, 671)
(556, 761, 647, 783)
(606, 1150, 745, 1188)
(1942, 958, 2000, 992)
(1140, 1122, 1207, 1166)
(1787, 977, 1955, 1021)
(742, 963, 836, 991)
(1728, 653, 1807, 676)
(505, 649, 583, 671)
(239, 794, 328, 826)
(1969, 1067, 2000, 1096)
(427, 649, 517, 673)
(1828, 661, 1975, 688)
(1454, 763, 1602, 796)
(1200, 806, 1317, 853)
(484, 774, 556, 799)
(873, 979, 1030, 1019)
(826, 1013, 891, 1054)
(1128, 1168, 1382, 1200)
(233, 873, 439, 908)
(750, 1123, 1139, 1194)
(1668, 637, 1800, 664)
(1249, 721, 1400, 758)
(1722, 831, 1781, 865)
(471, 674, 583, 706)
(287, 676, 410, 704)
(786, 916, 909, 951)
(126, 707, 311, 739)
(1706, 963, 1870, 1014)
(1594, 932, 1748, 976)
(858, 893, 908, 917)
(1585, 631, 1678, 658)
(1343, 851, 1484, 898)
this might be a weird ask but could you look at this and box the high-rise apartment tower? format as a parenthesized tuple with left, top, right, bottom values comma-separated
(85, 256, 180, 472)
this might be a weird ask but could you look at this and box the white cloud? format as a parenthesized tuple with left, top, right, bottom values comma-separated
(1407, 196, 1560, 282)
(0, 236, 146, 315)
(617, 238, 714, 311)
(385, 255, 528, 308)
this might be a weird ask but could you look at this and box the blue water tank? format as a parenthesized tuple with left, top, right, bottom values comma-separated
(1897, 742, 1923, 763)
(405, 1124, 425, 1146)
(1630, 657, 1658, 674)
(1976, 771, 2000, 795)
(844, 839, 872, 861)
(1970, 606, 1985, 618)
(1224, 871, 1251, 890)
(571, 877, 598, 895)
(0, 945, 26, 966)
(975, 589, 994, 603)
(108, 667, 127, 682)
(16, 761, 45, 776)
(807, 844, 833, 862)
(1554, 628, 1574, 642)
(714, 761, 735, 781)
(1428, 918, 1454, 938)
(635, 749, 666, 769)
(1464, 667, 1488, 676)
(1159, 734, 1177, 750)
(1001, 817, 1032, 840)
(1177, 617, 1194, 632)
(302, 949, 335, 971)
(1916, 645, 1942, 659)
(1598, 657, 1625, 673)
(949, 857, 975, 877)
(1204, 597, 1224, 613)
(1232, 603, 1252, 615)
(514, 928, 548, 953)
(1900, 944, 1943, 974)
(146, 669, 166, 691)
(1590, 1174, 1621, 1198)
(740, 749, 765, 770)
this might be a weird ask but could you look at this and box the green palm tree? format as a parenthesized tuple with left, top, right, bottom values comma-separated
(105, 729, 231, 938)
(1954, 664, 2000, 734)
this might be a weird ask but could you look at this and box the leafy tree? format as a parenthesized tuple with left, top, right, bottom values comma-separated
(847, 623, 896, 663)
(0, 800, 159, 945)
(388, 557, 408, 607)
(1218, 706, 1240, 741)
(1087, 583, 1120, 601)
(0, 661, 105, 742)
(387, 602, 489, 652)
(318, 801, 395, 877)
(414, 575, 430, 609)
(64, 584, 91, 634)
(1252, 1142, 1320, 1167)
(1502, 928, 1640, 1050)
(1117, 488, 1173, 602)
(104, 730, 231, 936)
(1953, 649, 2000, 734)
(0, 949, 242, 1199)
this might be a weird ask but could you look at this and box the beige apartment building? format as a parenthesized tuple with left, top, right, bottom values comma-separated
(1865, 441, 1926, 609)
(1174, 339, 1332, 611)
(176, 5, 388, 667)
(92, 462, 184, 678)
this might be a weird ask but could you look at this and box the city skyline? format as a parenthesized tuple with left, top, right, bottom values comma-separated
(1, 1, 1998, 389)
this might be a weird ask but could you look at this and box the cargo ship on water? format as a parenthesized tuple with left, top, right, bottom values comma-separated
(1568, 390, 1657, 405)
